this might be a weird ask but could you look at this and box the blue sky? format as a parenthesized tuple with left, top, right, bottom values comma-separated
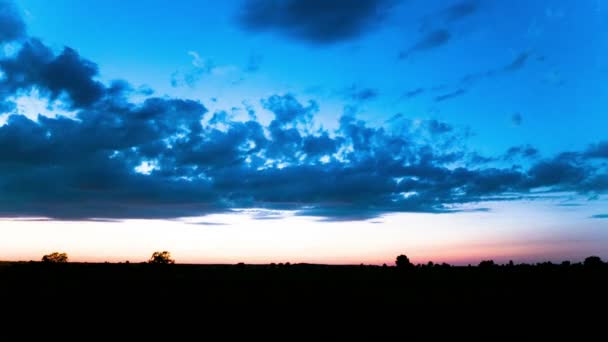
(0, 0, 607, 263)
(17, 0, 608, 155)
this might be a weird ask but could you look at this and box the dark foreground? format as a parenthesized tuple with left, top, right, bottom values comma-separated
(1, 262, 607, 337)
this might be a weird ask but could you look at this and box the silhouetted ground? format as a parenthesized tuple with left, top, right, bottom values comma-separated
(1, 262, 606, 338)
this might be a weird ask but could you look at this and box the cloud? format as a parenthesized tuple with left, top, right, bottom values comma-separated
(427, 119, 453, 135)
(262, 93, 318, 125)
(400, 29, 451, 59)
(171, 69, 204, 88)
(434, 88, 466, 102)
(406, 52, 533, 103)
(351, 88, 378, 101)
(417, 1, 479, 34)
(591, 214, 608, 219)
(170, 51, 212, 87)
(504, 145, 539, 160)
(0, 0, 25, 44)
(237, 0, 393, 44)
(187, 221, 229, 226)
(410, 0, 479, 60)
(511, 113, 523, 126)
(584, 141, 608, 159)
(525, 154, 591, 190)
(0, 39, 105, 108)
(171, 51, 236, 88)
(340, 85, 379, 102)
(440, 1, 479, 22)
(0, 6, 607, 221)
(503, 52, 530, 72)
(401, 88, 425, 100)
(460, 52, 532, 86)
(1, 83, 607, 220)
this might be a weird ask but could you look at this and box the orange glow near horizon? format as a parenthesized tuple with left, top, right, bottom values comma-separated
(1, 200, 607, 265)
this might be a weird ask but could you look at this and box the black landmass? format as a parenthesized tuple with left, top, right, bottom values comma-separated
(1, 260, 606, 338)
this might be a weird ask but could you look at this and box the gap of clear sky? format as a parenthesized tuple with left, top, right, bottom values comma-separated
(0, 0, 606, 264)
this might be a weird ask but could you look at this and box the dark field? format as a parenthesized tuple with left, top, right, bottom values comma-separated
(1, 261, 607, 337)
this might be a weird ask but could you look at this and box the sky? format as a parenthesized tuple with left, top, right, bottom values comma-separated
(0, 0, 607, 265)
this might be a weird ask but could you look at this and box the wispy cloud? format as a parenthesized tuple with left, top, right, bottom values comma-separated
(400, 29, 451, 59)
(171, 51, 237, 88)
(434, 88, 466, 102)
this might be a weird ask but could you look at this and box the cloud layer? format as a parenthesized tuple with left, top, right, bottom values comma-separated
(0, 1, 606, 221)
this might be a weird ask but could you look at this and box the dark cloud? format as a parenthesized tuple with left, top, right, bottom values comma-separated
(427, 120, 453, 135)
(0, 0, 25, 43)
(525, 154, 590, 190)
(441, 1, 479, 22)
(341, 85, 379, 102)
(351, 88, 378, 101)
(0, 39, 105, 108)
(459, 52, 532, 87)
(414, 0, 479, 55)
(237, 0, 393, 44)
(419, 0, 479, 32)
(262, 93, 318, 125)
(591, 214, 608, 219)
(503, 52, 530, 72)
(434, 88, 466, 102)
(302, 132, 341, 157)
(400, 87, 425, 100)
(504, 145, 539, 160)
(136, 85, 154, 96)
(400, 29, 451, 59)
(467, 153, 496, 165)
(584, 141, 608, 159)
(511, 113, 523, 126)
(505, 145, 539, 160)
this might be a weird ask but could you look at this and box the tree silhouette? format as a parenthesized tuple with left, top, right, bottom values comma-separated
(584, 256, 603, 267)
(478, 260, 496, 268)
(148, 251, 175, 264)
(395, 254, 413, 269)
(42, 252, 68, 263)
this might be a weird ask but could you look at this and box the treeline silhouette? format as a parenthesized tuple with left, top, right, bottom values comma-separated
(34, 251, 608, 269)
(1, 252, 606, 337)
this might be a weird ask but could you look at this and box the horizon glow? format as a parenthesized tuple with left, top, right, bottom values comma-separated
(2, 199, 607, 265)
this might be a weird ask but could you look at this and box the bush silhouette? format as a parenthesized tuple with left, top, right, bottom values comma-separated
(42, 252, 68, 263)
(148, 251, 175, 264)
(395, 254, 413, 269)
(584, 256, 603, 267)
